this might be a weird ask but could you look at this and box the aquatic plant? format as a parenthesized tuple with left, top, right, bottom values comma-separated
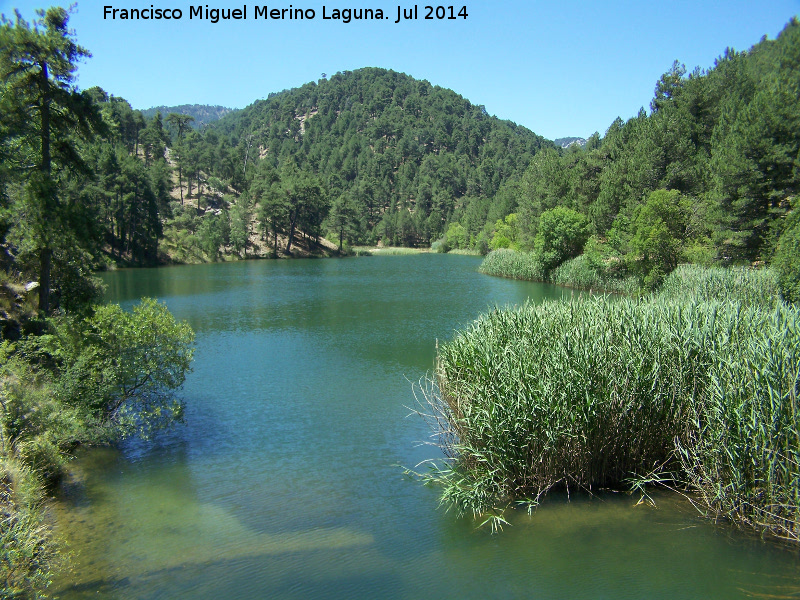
(0, 458, 61, 599)
(369, 247, 425, 255)
(478, 249, 546, 282)
(550, 255, 639, 295)
(419, 296, 800, 540)
(658, 264, 780, 308)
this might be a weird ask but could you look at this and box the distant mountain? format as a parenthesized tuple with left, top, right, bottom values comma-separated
(139, 104, 237, 129)
(200, 67, 553, 244)
(553, 136, 587, 148)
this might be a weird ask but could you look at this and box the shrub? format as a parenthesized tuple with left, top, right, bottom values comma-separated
(773, 206, 800, 303)
(533, 207, 592, 271)
(445, 222, 467, 250)
(489, 213, 520, 251)
(18, 299, 195, 440)
(430, 237, 448, 253)
(630, 189, 690, 289)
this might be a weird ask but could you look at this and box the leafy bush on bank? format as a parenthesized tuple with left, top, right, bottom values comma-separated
(0, 298, 194, 597)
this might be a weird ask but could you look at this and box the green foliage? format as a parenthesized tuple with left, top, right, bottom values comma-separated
(369, 247, 423, 255)
(773, 204, 800, 303)
(422, 296, 800, 540)
(629, 189, 690, 289)
(228, 200, 251, 258)
(658, 264, 780, 308)
(196, 68, 551, 246)
(533, 207, 591, 271)
(0, 6, 105, 312)
(207, 176, 226, 194)
(444, 222, 467, 250)
(488, 213, 519, 251)
(327, 193, 359, 252)
(430, 238, 447, 253)
(19, 298, 195, 440)
(478, 249, 545, 282)
(0, 458, 61, 599)
(446, 248, 481, 256)
(197, 212, 229, 260)
(549, 255, 639, 295)
(147, 105, 233, 129)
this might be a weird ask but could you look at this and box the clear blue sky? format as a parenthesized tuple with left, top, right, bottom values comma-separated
(2, 0, 798, 140)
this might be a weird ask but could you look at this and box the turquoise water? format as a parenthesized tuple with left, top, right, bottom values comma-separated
(54, 255, 800, 599)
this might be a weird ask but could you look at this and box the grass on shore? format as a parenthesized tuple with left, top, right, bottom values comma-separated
(447, 248, 482, 256)
(355, 246, 427, 255)
(1, 456, 61, 599)
(478, 248, 546, 282)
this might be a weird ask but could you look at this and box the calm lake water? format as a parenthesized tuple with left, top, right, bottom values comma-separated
(54, 254, 800, 599)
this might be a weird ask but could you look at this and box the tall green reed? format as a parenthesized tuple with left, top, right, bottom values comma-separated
(658, 264, 781, 308)
(478, 249, 545, 282)
(419, 296, 800, 539)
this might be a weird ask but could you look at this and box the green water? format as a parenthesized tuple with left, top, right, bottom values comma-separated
(54, 255, 799, 599)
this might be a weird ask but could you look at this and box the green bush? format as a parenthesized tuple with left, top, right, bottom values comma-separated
(630, 189, 690, 289)
(773, 207, 800, 303)
(489, 213, 520, 251)
(534, 207, 592, 271)
(445, 222, 467, 250)
(430, 238, 448, 253)
(15, 298, 195, 440)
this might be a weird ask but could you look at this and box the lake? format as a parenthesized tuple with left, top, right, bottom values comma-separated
(53, 254, 800, 599)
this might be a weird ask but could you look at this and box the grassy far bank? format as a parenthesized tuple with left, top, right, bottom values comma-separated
(415, 264, 800, 540)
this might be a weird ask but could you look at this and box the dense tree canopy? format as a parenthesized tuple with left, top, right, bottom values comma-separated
(454, 19, 799, 287)
(194, 67, 552, 247)
(2, 9, 797, 290)
(0, 6, 104, 314)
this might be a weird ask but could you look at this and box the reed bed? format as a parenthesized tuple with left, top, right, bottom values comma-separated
(658, 264, 781, 308)
(550, 255, 640, 295)
(480, 249, 637, 295)
(478, 249, 546, 282)
(1, 458, 61, 597)
(368, 247, 426, 255)
(447, 248, 482, 256)
(419, 296, 800, 539)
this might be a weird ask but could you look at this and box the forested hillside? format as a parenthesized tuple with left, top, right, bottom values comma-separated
(2, 8, 798, 319)
(191, 67, 552, 246)
(447, 18, 800, 291)
(140, 104, 236, 129)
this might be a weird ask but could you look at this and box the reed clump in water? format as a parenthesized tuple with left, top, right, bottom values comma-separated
(550, 254, 640, 295)
(420, 296, 800, 539)
(480, 250, 783, 301)
(657, 263, 781, 307)
(478, 248, 546, 282)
